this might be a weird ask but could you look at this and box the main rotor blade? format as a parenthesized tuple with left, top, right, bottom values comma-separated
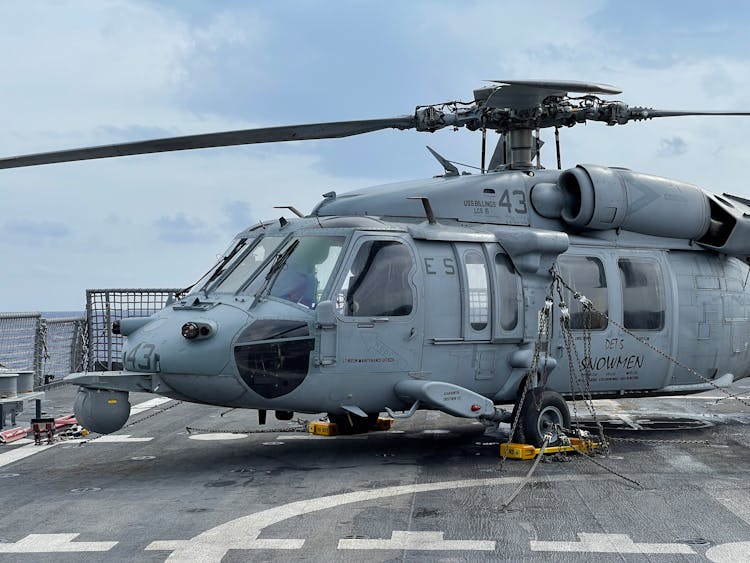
(0, 116, 416, 170)
(631, 108, 750, 119)
(487, 79, 622, 95)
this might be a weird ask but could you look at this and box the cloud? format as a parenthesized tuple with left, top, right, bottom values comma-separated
(1, 220, 71, 242)
(657, 137, 688, 157)
(222, 200, 254, 234)
(2, 0, 750, 311)
(154, 213, 219, 244)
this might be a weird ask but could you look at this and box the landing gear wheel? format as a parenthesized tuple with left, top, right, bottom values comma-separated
(512, 388, 570, 447)
(327, 412, 378, 434)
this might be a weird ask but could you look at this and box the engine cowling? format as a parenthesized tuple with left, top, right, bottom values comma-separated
(74, 388, 131, 434)
(532, 164, 712, 240)
(530, 164, 750, 258)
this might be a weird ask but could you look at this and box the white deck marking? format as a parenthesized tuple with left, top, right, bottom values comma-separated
(703, 482, 750, 526)
(701, 483, 750, 562)
(685, 395, 750, 400)
(0, 533, 116, 553)
(706, 542, 750, 563)
(591, 399, 623, 410)
(530, 533, 694, 554)
(0, 444, 56, 469)
(93, 434, 153, 443)
(614, 414, 642, 429)
(146, 474, 607, 561)
(188, 433, 248, 441)
(338, 531, 495, 551)
(278, 434, 367, 441)
(664, 452, 712, 473)
(129, 397, 172, 415)
(147, 538, 304, 552)
(0, 397, 168, 469)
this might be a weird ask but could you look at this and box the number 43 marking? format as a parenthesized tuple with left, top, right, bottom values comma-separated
(498, 189, 528, 214)
(124, 342, 159, 371)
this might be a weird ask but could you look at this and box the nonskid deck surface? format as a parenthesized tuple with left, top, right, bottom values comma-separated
(1, 382, 750, 562)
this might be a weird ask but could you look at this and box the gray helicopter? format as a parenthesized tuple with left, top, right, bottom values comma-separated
(4, 80, 750, 446)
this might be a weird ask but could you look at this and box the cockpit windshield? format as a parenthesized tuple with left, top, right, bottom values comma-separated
(261, 236, 345, 308)
(192, 237, 249, 294)
(209, 235, 285, 294)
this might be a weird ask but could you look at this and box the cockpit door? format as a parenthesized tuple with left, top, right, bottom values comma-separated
(325, 235, 422, 375)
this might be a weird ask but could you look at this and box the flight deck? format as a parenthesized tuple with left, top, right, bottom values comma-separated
(1, 381, 749, 562)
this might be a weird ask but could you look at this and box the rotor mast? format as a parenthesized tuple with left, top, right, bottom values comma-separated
(507, 128, 536, 169)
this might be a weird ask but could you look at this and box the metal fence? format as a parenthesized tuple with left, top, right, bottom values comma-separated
(0, 312, 84, 387)
(0, 313, 44, 380)
(86, 289, 179, 370)
(44, 317, 87, 382)
(0, 289, 177, 388)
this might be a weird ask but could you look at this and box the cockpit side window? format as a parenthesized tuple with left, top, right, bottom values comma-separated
(267, 236, 346, 308)
(337, 240, 414, 317)
(211, 235, 285, 294)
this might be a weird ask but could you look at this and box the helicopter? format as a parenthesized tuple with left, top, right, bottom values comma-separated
(3, 79, 750, 447)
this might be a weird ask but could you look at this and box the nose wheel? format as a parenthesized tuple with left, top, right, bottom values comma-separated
(512, 388, 570, 447)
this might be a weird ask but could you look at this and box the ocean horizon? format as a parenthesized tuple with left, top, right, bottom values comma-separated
(43, 311, 85, 318)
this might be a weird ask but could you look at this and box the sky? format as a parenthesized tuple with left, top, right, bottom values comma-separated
(2, 0, 750, 311)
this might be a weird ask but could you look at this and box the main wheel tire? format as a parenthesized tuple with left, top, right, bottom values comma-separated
(327, 412, 378, 434)
(512, 388, 570, 447)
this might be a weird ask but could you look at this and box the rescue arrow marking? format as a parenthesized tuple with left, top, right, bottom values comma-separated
(530, 533, 694, 554)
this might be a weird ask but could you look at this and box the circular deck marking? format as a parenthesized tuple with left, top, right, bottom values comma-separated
(188, 433, 248, 441)
(146, 473, 609, 561)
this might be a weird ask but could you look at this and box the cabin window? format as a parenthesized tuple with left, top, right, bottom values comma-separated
(338, 240, 414, 317)
(618, 258, 665, 330)
(557, 255, 608, 330)
(466, 250, 489, 330)
(212, 235, 284, 294)
(495, 254, 518, 331)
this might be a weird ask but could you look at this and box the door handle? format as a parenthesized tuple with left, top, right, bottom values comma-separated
(372, 317, 390, 323)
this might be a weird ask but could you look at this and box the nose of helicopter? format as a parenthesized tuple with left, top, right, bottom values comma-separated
(121, 298, 316, 403)
(122, 301, 251, 376)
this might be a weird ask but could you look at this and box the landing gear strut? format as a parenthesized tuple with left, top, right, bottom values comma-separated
(512, 387, 570, 447)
